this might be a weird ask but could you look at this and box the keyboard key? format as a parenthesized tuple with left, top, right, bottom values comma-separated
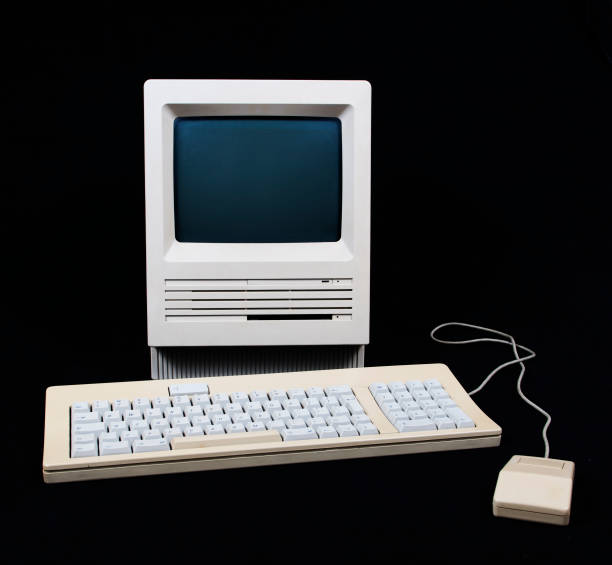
(71, 443, 98, 457)
(268, 389, 287, 402)
(212, 414, 232, 428)
(454, 416, 475, 428)
(327, 415, 351, 427)
(263, 400, 283, 413)
(311, 407, 331, 420)
(306, 416, 327, 431)
(281, 428, 317, 441)
(185, 405, 204, 418)
(92, 400, 110, 415)
(356, 423, 379, 435)
(99, 432, 118, 443)
(418, 399, 438, 411)
(350, 414, 372, 425)
(205, 424, 225, 435)
(133, 397, 151, 412)
(72, 433, 96, 444)
(124, 409, 143, 424)
(389, 412, 410, 425)
(426, 408, 447, 420)
(72, 422, 106, 436)
(301, 398, 320, 410)
(288, 388, 306, 400)
(388, 381, 407, 393)
(396, 419, 436, 432)
(272, 410, 291, 423)
(286, 418, 307, 429)
(171, 416, 190, 430)
(232, 413, 252, 426)
(424, 379, 442, 391)
(369, 382, 388, 395)
(266, 420, 286, 432)
(100, 441, 132, 456)
(407, 409, 428, 420)
(191, 415, 211, 428)
(153, 397, 171, 411)
(204, 404, 223, 417)
(281, 398, 302, 411)
(211, 393, 230, 407)
(184, 426, 204, 437)
(336, 424, 358, 437)
(437, 398, 457, 409)
(111, 398, 132, 414)
(375, 392, 395, 405)
(245, 411, 272, 424)
(245, 401, 263, 415)
(130, 420, 149, 433)
(230, 392, 249, 406)
(330, 405, 350, 417)
(430, 389, 450, 400)
(150, 418, 170, 433)
(168, 383, 208, 396)
(172, 395, 191, 409)
(142, 430, 162, 441)
(381, 401, 401, 415)
(246, 421, 266, 432)
(144, 407, 163, 420)
(412, 390, 431, 402)
(400, 400, 420, 411)
(121, 430, 141, 444)
(224, 404, 243, 416)
(344, 400, 365, 415)
(72, 412, 100, 426)
(71, 402, 90, 415)
(290, 408, 311, 421)
(434, 417, 456, 430)
(227, 423, 246, 433)
(192, 394, 211, 408)
(132, 438, 170, 453)
(306, 386, 325, 399)
(405, 381, 425, 392)
(164, 428, 183, 442)
(319, 397, 339, 408)
(325, 385, 352, 397)
(317, 426, 338, 438)
(250, 390, 269, 403)
(393, 391, 413, 403)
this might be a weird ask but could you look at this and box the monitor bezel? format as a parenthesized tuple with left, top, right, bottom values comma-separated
(145, 80, 370, 265)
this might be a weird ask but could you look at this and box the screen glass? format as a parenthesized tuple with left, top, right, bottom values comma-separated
(173, 117, 342, 243)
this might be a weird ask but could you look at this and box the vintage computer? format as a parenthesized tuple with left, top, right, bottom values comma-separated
(43, 80, 573, 527)
(143, 79, 371, 379)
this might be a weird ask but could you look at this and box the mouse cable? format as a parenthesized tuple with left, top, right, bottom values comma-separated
(430, 322, 551, 458)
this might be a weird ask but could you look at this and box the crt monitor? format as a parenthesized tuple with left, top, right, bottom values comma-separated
(144, 80, 371, 378)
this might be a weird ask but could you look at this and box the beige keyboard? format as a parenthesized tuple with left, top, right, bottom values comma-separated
(42, 364, 501, 483)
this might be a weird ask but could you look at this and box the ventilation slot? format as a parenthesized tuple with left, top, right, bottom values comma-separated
(164, 278, 353, 322)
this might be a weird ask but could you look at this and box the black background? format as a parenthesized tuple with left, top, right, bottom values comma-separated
(6, 1, 611, 562)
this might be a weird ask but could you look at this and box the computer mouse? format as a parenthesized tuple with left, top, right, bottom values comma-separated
(492, 455, 575, 525)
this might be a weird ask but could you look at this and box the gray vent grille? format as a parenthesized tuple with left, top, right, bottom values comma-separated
(151, 345, 365, 379)
(164, 278, 353, 321)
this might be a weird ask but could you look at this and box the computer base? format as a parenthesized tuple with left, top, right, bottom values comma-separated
(150, 345, 365, 379)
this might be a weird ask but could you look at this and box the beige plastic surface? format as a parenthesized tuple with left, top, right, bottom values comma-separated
(43, 364, 501, 483)
(493, 455, 575, 525)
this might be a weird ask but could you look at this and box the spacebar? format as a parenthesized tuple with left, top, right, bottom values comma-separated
(171, 431, 282, 450)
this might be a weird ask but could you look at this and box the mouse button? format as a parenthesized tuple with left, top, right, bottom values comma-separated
(517, 456, 564, 469)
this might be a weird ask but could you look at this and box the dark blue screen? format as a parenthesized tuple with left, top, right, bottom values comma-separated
(173, 117, 342, 243)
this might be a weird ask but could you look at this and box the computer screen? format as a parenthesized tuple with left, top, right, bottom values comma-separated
(173, 116, 342, 243)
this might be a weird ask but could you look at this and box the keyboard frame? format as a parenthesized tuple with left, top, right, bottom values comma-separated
(43, 364, 501, 483)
